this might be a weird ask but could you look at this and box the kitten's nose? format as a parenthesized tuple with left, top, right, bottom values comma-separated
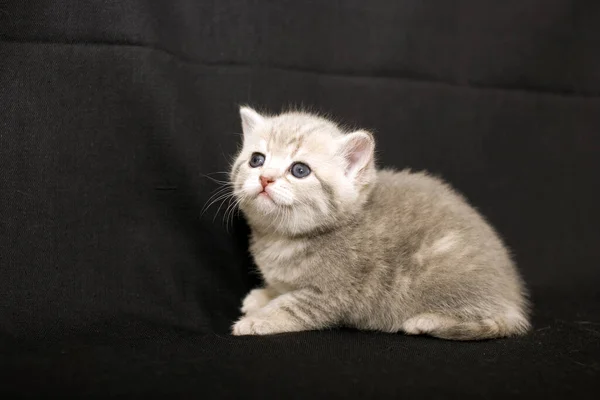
(259, 176, 274, 189)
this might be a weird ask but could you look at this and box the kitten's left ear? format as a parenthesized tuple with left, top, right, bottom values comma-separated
(240, 106, 265, 139)
(339, 130, 375, 180)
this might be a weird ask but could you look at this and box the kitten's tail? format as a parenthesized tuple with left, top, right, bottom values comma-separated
(432, 317, 530, 341)
(403, 311, 531, 341)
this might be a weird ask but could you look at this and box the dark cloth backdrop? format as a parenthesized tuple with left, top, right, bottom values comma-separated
(1, 1, 599, 397)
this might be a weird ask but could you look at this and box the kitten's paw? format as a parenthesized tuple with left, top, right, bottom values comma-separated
(232, 316, 280, 336)
(402, 314, 445, 335)
(241, 288, 273, 315)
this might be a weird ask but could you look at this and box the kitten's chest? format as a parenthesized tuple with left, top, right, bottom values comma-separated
(251, 236, 313, 284)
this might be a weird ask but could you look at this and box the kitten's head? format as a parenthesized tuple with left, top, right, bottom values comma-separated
(230, 106, 376, 236)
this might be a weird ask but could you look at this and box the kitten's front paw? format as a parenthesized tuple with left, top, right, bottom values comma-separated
(241, 288, 273, 315)
(232, 316, 280, 336)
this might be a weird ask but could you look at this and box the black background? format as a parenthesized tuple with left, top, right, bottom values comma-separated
(1, 1, 599, 397)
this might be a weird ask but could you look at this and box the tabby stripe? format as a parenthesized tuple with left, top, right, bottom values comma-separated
(306, 285, 324, 295)
(294, 300, 319, 321)
(383, 264, 398, 294)
(231, 161, 243, 184)
(295, 292, 331, 316)
(313, 172, 337, 211)
(281, 305, 310, 326)
(289, 136, 305, 157)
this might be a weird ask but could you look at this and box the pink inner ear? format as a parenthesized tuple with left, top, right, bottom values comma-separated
(345, 134, 372, 175)
(349, 144, 367, 165)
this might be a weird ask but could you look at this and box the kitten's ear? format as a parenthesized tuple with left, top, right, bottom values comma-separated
(239, 106, 265, 139)
(340, 130, 375, 179)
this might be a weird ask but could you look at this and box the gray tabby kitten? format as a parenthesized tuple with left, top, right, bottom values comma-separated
(229, 106, 530, 340)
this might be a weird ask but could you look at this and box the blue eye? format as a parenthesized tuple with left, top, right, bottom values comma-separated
(290, 162, 311, 178)
(249, 153, 265, 168)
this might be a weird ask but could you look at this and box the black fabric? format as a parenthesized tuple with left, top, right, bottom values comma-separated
(1, 0, 599, 397)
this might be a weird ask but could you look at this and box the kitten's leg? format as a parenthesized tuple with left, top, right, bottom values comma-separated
(232, 288, 339, 336)
(241, 286, 278, 315)
(402, 312, 530, 340)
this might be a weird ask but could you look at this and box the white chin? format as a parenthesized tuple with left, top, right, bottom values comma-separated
(254, 193, 278, 210)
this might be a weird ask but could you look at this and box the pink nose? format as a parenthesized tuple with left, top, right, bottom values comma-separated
(260, 176, 274, 189)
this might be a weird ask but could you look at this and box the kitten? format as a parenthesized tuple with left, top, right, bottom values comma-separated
(229, 106, 530, 340)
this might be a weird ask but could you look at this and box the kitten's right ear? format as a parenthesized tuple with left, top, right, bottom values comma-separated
(240, 106, 265, 139)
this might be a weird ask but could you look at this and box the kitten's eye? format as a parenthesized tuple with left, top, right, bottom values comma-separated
(290, 162, 311, 178)
(249, 153, 265, 168)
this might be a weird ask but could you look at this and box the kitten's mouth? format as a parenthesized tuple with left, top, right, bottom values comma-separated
(257, 190, 274, 202)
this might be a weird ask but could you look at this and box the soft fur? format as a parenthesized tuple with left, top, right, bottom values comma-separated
(228, 106, 530, 340)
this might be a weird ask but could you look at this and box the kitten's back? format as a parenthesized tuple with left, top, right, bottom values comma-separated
(355, 168, 530, 338)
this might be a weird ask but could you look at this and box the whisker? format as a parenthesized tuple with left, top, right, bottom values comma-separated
(203, 186, 230, 201)
(201, 174, 232, 185)
(213, 192, 234, 222)
(203, 171, 231, 175)
(224, 195, 240, 225)
(205, 183, 231, 195)
(222, 196, 236, 233)
(200, 187, 231, 215)
(201, 192, 233, 218)
(224, 197, 244, 231)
